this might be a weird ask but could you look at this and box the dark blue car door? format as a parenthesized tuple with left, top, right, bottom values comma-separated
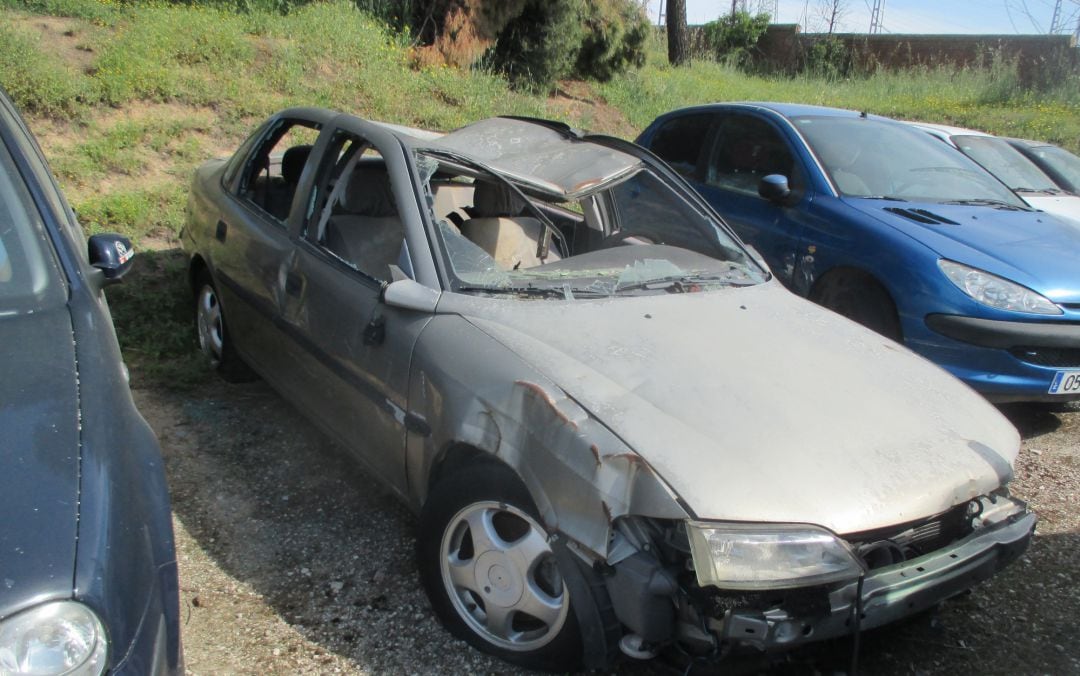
(693, 113, 813, 286)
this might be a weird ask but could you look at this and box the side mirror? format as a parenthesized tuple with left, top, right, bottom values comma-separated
(382, 278, 440, 313)
(88, 233, 134, 283)
(758, 174, 792, 203)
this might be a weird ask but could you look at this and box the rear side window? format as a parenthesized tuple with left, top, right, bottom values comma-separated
(237, 120, 320, 224)
(0, 138, 65, 313)
(647, 114, 713, 179)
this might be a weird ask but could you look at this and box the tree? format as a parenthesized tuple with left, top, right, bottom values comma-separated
(666, 0, 690, 65)
(817, 0, 847, 34)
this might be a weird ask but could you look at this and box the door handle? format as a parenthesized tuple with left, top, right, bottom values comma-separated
(363, 314, 386, 346)
(284, 273, 303, 297)
(215, 220, 228, 243)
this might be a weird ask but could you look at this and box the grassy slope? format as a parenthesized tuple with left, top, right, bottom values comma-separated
(1, 0, 1077, 384)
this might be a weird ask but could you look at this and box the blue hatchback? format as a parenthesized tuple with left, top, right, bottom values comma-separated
(637, 103, 1080, 402)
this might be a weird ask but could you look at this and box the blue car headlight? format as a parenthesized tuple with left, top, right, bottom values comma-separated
(687, 522, 864, 590)
(0, 601, 107, 675)
(939, 259, 1062, 315)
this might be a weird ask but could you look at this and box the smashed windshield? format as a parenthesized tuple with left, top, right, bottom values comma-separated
(418, 151, 766, 299)
(793, 116, 1027, 208)
(952, 135, 1059, 193)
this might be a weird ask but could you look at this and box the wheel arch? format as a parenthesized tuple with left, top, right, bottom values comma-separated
(809, 265, 904, 339)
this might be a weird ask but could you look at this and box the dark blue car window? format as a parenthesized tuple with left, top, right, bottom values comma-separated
(0, 138, 65, 312)
(647, 114, 713, 179)
(707, 116, 802, 195)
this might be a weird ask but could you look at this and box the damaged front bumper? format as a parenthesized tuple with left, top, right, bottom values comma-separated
(710, 502, 1036, 650)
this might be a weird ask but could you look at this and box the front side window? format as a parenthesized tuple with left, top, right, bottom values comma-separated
(237, 121, 320, 224)
(793, 116, 1026, 207)
(648, 114, 713, 179)
(0, 139, 65, 314)
(706, 116, 802, 195)
(306, 131, 405, 284)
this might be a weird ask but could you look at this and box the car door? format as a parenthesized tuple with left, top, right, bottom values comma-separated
(274, 124, 435, 494)
(210, 118, 321, 373)
(689, 111, 818, 287)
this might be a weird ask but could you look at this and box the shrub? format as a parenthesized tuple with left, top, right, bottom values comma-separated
(574, 0, 649, 82)
(700, 10, 769, 67)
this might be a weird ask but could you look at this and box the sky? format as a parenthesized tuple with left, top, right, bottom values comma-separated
(645, 0, 1080, 35)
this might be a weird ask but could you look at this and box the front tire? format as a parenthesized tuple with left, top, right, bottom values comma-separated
(418, 463, 584, 672)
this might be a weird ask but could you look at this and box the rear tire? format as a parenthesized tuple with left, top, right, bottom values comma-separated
(814, 272, 902, 342)
(194, 271, 255, 383)
(418, 463, 587, 672)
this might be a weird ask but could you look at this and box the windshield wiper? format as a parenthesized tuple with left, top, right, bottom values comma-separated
(1015, 187, 1064, 195)
(457, 285, 605, 299)
(859, 195, 908, 202)
(615, 274, 751, 294)
(940, 198, 1030, 211)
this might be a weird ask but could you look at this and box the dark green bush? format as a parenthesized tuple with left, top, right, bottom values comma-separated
(701, 10, 769, 67)
(574, 0, 649, 82)
(486, 0, 582, 90)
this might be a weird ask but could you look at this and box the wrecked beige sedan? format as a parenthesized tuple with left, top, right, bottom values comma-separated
(182, 109, 1036, 671)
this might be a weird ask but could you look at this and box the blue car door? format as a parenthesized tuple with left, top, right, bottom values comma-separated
(690, 112, 816, 291)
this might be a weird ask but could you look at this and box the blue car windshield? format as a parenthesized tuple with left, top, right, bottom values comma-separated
(0, 141, 64, 314)
(792, 116, 1026, 207)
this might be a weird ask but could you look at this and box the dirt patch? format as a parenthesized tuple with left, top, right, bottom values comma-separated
(13, 14, 98, 74)
(547, 79, 636, 138)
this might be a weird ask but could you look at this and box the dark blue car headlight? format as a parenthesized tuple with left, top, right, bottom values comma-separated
(0, 601, 107, 675)
(939, 259, 1062, 315)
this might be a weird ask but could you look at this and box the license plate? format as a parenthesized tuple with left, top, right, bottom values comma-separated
(1048, 370, 1080, 394)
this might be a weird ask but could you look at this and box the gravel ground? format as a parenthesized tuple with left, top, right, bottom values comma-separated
(135, 379, 1079, 675)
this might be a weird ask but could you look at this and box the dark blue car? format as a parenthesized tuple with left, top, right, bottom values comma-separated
(0, 89, 181, 675)
(638, 102, 1080, 402)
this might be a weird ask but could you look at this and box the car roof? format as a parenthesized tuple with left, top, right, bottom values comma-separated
(908, 121, 992, 138)
(293, 108, 644, 200)
(660, 101, 886, 120)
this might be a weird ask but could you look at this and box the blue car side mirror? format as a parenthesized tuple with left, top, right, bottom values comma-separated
(88, 233, 135, 283)
(759, 174, 792, 203)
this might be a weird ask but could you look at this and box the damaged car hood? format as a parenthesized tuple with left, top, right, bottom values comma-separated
(453, 282, 1019, 535)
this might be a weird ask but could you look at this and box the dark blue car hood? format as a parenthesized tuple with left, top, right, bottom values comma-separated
(848, 198, 1080, 303)
(0, 305, 79, 617)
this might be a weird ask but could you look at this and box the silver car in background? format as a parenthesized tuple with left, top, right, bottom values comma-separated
(181, 108, 1034, 671)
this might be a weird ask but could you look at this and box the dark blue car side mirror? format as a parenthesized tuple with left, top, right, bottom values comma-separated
(88, 233, 135, 283)
(759, 174, 792, 203)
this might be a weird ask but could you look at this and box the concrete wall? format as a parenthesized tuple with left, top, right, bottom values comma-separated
(746, 24, 1078, 83)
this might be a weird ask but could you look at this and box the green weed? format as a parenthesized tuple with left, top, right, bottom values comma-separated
(0, 23, 91, 116)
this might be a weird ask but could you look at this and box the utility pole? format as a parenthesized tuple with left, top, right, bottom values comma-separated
(1050, 0, 1063, 33)
(869, 0, 885, 34)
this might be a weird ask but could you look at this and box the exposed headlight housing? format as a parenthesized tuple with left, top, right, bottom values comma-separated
(0, 601, 108, 675)
(687, 522, 864, 590)
(939, 259, 1061, 315)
